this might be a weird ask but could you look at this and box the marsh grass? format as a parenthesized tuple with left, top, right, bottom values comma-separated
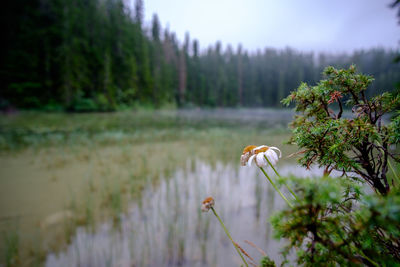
(109, 182, 123, 224)
(2, 230, 20, 267)
(0, 109, 293, 151)
(0, 109, 295, 265)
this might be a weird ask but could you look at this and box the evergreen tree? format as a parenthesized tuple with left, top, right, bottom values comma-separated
(1, 0, 399, 111)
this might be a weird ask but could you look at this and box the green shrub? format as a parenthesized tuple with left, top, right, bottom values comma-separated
(273, 66, 400, 266)
(282, 65, 400, 195)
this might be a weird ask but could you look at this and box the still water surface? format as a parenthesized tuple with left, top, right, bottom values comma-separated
(46, 161, 332, 267)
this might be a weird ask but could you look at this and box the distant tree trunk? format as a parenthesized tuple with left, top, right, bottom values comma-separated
(63, 56, 72, 107)
(237, 56, 243, 106)
(104, 51, 113, 107)
(237, 45, 243, 106)
(178, 51, 186, 106)
(277, 70, 285, 106)
(63, 5, 72, 107)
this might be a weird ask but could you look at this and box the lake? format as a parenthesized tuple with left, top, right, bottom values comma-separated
(0, 109, 327, 266)
(45, 161, 331, 267)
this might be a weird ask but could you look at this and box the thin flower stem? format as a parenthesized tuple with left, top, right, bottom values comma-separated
(259, 167, 293, 208)
(210, 207, 249, 267)
(263, 155, 299, 201)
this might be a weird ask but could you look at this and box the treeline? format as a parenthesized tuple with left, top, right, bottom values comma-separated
(1, 0, 400, 111)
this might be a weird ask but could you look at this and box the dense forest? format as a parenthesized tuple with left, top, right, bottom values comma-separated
(1, 0, 400, 111)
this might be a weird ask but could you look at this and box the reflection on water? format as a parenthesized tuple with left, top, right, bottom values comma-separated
(46, 161, 332, 267)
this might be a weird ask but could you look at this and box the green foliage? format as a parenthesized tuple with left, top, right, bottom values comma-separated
(2, 231, 20, 267)
(274, 67, 400, 266)
(390, 111, 400, 144)
(70, 97, 98, 112)
(272, 176, 400, 266)
(259, 255, 276, 267)
(283, 65, 400, 195)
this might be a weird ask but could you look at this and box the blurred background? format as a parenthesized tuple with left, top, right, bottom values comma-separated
(1, 0, 399, 111)
(0, 0, 399, 266)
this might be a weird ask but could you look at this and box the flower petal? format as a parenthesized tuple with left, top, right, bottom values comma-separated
(265, 150, 278, 165)
(256, 153, 267, 167)
(247, 154, 256, 167)
(201, 204, 208, 212)
(240, 153, 250, 166)
(270, 146, 282, 158)
(270, 156, 278, 165)
(270, 149, 279, 162)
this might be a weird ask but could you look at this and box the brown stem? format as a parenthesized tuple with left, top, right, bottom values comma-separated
(337, 98, 343, 119)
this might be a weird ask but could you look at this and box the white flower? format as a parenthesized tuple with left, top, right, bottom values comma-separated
(246, 145, 281, 167)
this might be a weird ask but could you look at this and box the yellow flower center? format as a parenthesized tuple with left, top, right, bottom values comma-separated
(242, 145, 256, 155)
(202, 196, 214, 204)
(254, 146, 269, 154)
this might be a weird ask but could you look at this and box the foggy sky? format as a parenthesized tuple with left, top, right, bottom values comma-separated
(144, 0, 400, 53)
